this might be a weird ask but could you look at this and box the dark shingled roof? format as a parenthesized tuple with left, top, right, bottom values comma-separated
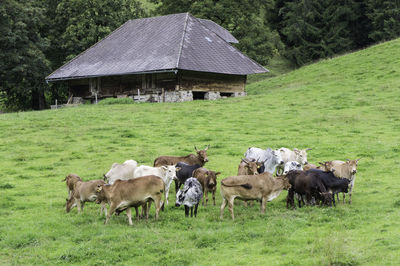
(46, 13, 267, 81)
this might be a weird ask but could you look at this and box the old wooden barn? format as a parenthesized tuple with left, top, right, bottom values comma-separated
(46, 13, 268, 103)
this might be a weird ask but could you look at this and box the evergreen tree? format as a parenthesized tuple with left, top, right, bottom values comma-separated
(155, 0, 280, 65)
(0, 0, 50, 110)
(366, 0, 400, 42)
(269, 0, 365, 66)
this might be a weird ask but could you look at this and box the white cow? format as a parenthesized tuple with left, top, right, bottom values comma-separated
(277, 148, 311, 175)
(283, 161, 303, 175)
(104, 160, 138, 185)
(244, 147, 284, 174)
(134, 165, 180, 205)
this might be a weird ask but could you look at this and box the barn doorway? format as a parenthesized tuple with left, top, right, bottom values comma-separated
(193, 91, 206, 100)
(220, 92, 234, 98)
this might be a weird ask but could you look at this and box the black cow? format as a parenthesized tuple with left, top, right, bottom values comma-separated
(306, 169, 350, 206)
(286, 170, 332, 208)
(175, 162, 202, 194)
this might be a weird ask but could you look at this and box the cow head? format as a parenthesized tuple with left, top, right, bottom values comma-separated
(175, 189, 185, 207)
(205, 170, 220, 188)
(161, 165, 179, 187)
(293, 148, 311, 165)
(345, 158, 360, 175)
(241, 158, 260, 175)
(65, 198, 75, 213)
(271, 149, 284, 166)
(283, 161, 303, 175)
(95, 184, 107, 204)
(277, 176, 291, 190)
(195, 145, 209, 164)
(319, 192, 332, 207)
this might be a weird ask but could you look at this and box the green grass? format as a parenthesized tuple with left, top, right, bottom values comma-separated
(1, 38, 400, 265)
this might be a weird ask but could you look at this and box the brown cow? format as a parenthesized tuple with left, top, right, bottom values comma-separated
(237, 158, 262, 207)
(237, 158, 262, 176)
(95, 175, 165, 225)
(62, 173, 82, 200)
(220, 172, 291, 220)
(66, 179, 106, 214)
(192, 168, 220, 206)
(323, 159, 360, 204)
(153, 145, 209, 167)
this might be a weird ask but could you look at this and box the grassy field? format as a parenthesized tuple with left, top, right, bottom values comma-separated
(0, 38, 399, 265)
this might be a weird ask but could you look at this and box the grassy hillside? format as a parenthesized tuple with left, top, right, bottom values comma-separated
(0, 39, 399, 265)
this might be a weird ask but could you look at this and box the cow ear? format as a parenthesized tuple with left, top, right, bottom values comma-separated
(216, 172, 221, 176)
(306, 148, 312, 151)
(356, 158, 361, 162)
(161, 166, 168, 170)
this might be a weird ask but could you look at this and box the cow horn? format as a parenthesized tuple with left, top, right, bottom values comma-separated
(241, 158, 249, 165)
(103, 174, 107, 181)
(306, 148, 312, 151)
(205, 144, 210, 151)
(194, 146, 199, 152)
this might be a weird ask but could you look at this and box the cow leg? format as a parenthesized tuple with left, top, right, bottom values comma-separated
(126, 208, 133, 225)
(260, 197, 267, 214)
(184, 205, 189, 217)
(154, 197, 162, 220)
(204, 188, 208, 207)
(243, 200, 248, 207)
(147, 201, 153, 219)
(212, 189, 216, 206)
(165, 185, 169, 206)
(228, 198, 235, 220)
(332, 193, 336, 207)
(105, 203, 117, 224)
(220, 198, 228, 219)
(194, 204, 199, 217)
(342, 193, 346, 204)
(175, 180, 179, 195)
(190, 206, 194, 217)
(348, 179, 354, 204)
(100, 202, 107, 216)
(76, 200, 82, 213)
(286, 189, 294, 209)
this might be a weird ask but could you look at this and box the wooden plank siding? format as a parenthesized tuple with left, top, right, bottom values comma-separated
(67, 70, 245, 99)
(179, 70, 246, 93)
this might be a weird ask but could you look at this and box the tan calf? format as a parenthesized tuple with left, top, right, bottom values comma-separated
(62, 174, 82, 200)
(323, 159, 360, 204)
(96, 175, 165, 225)
(66, 179, 106, 214)
(220, 172, 291, 220)
(237, 158, 261, 176)
(192, 168, 220, 206)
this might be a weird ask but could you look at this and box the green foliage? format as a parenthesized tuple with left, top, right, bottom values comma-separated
(155, 0, 280, 65)
(270, 0, 365, 66)
(0, 39, 399, 264)
(366, 0, 400, 42)
(0, 0, 50, 110)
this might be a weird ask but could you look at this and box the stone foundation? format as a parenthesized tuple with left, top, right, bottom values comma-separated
(204, 92, 221, 100)
(163, 90, 193, 102)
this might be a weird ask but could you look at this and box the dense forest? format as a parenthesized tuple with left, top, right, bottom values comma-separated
(0, 0, 399, 111)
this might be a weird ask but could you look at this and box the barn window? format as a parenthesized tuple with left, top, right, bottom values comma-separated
(193, 91, 206, 100)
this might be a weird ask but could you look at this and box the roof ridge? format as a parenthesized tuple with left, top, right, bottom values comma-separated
(176, 13, 190, 69)
(46, 20, 131, 80)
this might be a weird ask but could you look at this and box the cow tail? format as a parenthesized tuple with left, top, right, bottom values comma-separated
(221, 180, 252, 190)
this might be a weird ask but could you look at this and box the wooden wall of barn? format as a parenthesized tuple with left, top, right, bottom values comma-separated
(178, 70, 246, 93)
(67, 70, 246, 100)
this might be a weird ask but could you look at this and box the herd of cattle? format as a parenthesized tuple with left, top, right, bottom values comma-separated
(63, 145, 360, 224)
